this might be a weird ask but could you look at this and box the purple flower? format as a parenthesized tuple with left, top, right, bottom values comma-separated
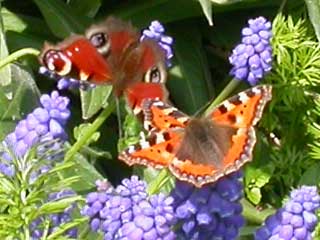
(31, 189, 78, 239)
(171, 172, 245, 240)
(229, 16, 272, 85)
(141, 20, 174, 67)
(81, 176, 176, 239)
(38, 66, 95, 90)
(81, 181, 114, 232)
(0, 90, 70, 176)
(255, 186, 320, 240)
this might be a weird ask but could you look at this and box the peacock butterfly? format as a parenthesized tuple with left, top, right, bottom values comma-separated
(39, 17, 169, 112)
(119, 85, 272, 187)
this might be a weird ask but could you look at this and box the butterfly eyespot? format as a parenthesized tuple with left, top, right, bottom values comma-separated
(86, 28, 111, 56)
(144, 62, 167, 83)
(42, 49, 72, 76)
(240, 110, 244, 114)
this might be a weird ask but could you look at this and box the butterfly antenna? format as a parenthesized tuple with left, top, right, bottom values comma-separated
(115, 96, 123, 139)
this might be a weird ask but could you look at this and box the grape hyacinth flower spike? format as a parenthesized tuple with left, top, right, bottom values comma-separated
(0, 90, 70, 176)
(171, 172, 245, 240)
(229, 16, 272, 85)
(81, 176, 176, 239)
(255, 186, 320, 240)
(141, 20, 174, 67)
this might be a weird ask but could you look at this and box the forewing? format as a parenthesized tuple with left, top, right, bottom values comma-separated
(142, 99, 190, 132)
(119, 130, 181, 169)
(210, 85, 272, 128)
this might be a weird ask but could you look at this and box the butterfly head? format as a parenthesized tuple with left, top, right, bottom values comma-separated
(40, 36, 112, 83)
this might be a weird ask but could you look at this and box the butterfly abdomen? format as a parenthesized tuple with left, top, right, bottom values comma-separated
(176, 118, 236, 168)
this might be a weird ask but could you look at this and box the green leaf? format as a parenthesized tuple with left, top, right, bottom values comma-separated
(1, 8, 51, 37)
(245, 164, 274, 205)
(118, 113, 143, 151)
(145, 169, 175, 195)
(33, 0, 91, 38)
(299, 163, 320, 185)
(168, 21, 212, 114)
(112, 0, 203, 27)
(80, 85, 113, 119)
(0, 64, 40, 139)
(0, 6, 11, 86)
(208, 0, 243, 4)
(62, 151, 104, 192)
(305, 0, 320, 42)
(198, 0, 213, 26)
(68, 0, 101, 18)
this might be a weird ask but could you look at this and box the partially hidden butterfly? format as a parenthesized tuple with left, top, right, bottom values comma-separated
(39, 17, 168, 112)
(119, 85, 272, 187)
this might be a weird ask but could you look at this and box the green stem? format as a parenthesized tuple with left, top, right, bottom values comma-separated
(204, 78, 240, 115)
(0, 48, 40, 69)
(241, 198, 275, 224)
(65, 102, 115, 162)
(147, 169, 170, 195)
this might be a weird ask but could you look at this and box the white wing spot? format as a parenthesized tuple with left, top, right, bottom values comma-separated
(223, 101, 235, 111)
(238, 92, 249, 103)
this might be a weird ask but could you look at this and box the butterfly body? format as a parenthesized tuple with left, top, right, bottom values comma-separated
(119, 85, 272, 187)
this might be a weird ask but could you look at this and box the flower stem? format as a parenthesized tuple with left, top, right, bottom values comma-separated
(65, 102, 115, 162)
(241, 198, 275, 224)
(204, 78, 240, 115)
(0, 48, 40, 69)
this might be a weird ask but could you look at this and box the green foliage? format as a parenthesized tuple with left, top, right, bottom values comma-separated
(0, 141, 84, 239)
(244, 13, 320, 207)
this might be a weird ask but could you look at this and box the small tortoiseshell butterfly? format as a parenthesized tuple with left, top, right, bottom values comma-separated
(39, 17, 168, 112)
(119, 85, 272, 187)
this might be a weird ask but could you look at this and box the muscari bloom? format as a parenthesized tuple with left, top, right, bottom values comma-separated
(141, 20, 174, 67)
(81, 176, 176, 240)
(0, 90, 70, 176)
(31, 189, 78, 239)
(255, 186, 320, 240)
(229, 16, 272, 85)
(171, 172, 245, 240)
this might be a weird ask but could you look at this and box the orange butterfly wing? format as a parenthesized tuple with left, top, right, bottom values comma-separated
(168, 85, 272, 187)
(119, 131, 182, 169)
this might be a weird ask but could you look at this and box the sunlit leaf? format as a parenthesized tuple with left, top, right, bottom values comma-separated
(0, 64, 40, 139)
(198, 0, 213, 26)
(80, 85, 113, 119)
(0, 6, 11, 86)
(305, 0, 320, 42)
